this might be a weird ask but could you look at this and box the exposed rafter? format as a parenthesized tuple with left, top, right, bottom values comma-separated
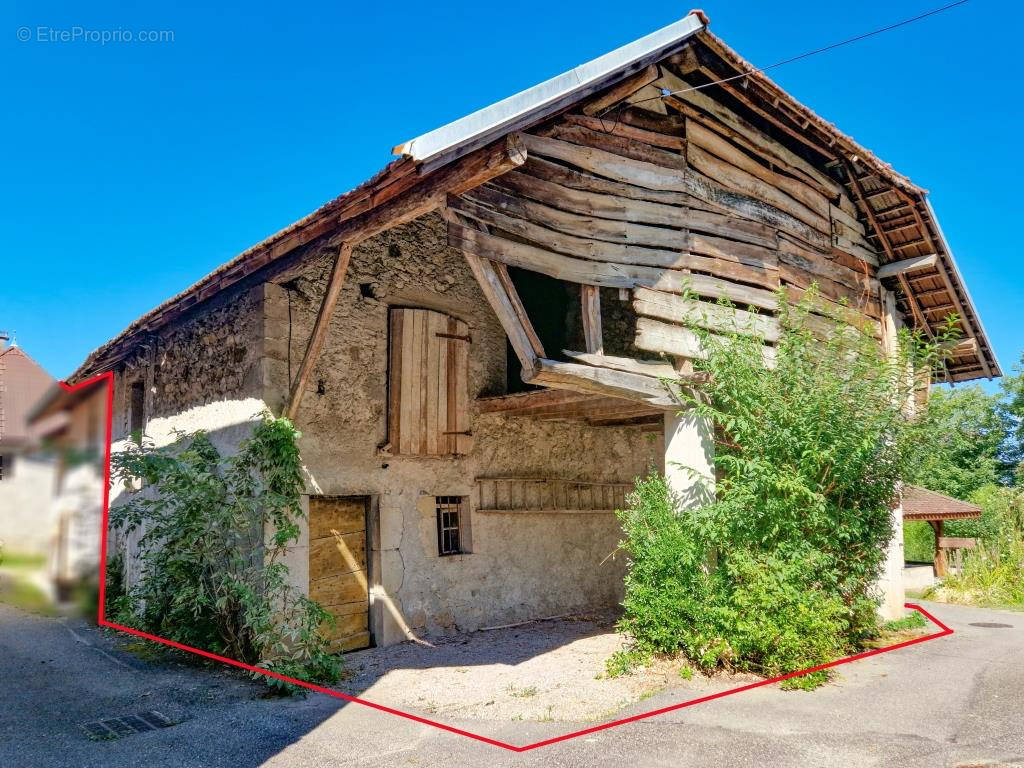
(876, 254, 938, 281)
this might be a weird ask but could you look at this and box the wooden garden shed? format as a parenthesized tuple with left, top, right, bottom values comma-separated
(903, 485, 983, 577)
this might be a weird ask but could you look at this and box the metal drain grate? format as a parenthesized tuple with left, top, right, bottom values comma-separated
(81, 710, 175, 740)
(969, 622, 1014, 629)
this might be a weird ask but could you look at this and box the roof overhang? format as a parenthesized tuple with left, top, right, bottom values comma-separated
(683, 29, 1001, 382)
(69, 11, 1000, 385)
(902, 485, 982, 522)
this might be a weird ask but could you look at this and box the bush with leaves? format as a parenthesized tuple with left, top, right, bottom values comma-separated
(613, 288, 951, 687)
(110, 415, 339, 689)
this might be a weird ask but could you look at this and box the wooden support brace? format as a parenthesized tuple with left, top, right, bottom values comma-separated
(285, 243, 353, 421)
(443, 205, 541, 375)
(876, 254, 938, 280)
(581, 284, 603, 354)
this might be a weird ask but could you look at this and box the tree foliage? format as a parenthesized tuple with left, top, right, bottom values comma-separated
(909, 386, 1009, 498)
(903, 352, 1024, 563)
(110, 415, 339, 689)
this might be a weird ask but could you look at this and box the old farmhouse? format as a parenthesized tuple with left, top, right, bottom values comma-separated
(73, 12, 999, 651)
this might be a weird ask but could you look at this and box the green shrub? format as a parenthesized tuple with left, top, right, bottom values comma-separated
(616, 477, 853, 686)
(614, 288, 952, 688)
(904, 521, 935, 563)
(110, 415, 339, 689)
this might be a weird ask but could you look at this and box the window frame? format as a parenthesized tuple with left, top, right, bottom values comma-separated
(435, 495, 464, 556)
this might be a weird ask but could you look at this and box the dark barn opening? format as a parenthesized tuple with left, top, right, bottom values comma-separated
(505, 267, 577, 393)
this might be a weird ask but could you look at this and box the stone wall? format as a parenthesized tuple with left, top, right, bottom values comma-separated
(109, 281, 269, 588)
(104, 211, 662, 645)
(265, 212, 662, 645)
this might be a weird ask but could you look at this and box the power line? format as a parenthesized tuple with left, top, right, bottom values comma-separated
(627, 0, 970, 107)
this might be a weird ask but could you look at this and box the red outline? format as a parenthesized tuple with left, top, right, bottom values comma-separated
(71, 372, 955, 753)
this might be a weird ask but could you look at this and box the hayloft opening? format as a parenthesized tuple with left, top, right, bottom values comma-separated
(504, 267, 576, 393)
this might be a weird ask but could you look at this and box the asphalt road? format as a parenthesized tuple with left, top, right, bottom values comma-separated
(1, 600, 1021, 768)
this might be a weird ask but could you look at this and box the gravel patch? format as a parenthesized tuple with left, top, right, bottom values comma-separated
(336, 611, 731, 722)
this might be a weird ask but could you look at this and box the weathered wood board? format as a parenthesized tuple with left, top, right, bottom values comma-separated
(309, 496, 369, 652)
(446, 56, 890, 405)
(388, 308, 471, 455)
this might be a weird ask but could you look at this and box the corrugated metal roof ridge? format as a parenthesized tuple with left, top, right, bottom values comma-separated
(71, 13, 712, 381)
(72, 12, 1001, 385)
(393, 12, 706, 162)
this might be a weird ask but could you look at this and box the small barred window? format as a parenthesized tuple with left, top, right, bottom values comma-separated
(435, 496, 464, 556)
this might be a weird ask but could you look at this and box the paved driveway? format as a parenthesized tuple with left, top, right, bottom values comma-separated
(0, 600, 1021, 767)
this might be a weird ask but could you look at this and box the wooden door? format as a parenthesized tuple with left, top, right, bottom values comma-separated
(309, 496, 370, 651)
(387, 307, 472, 456)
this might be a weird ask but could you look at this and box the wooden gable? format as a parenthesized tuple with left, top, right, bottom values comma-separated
(445, 58, 889, 408)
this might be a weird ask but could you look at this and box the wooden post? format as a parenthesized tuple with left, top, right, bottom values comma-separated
(931, 519, 946, 577)
(581, 284, 603, 354)
(285, 243, 354, 421)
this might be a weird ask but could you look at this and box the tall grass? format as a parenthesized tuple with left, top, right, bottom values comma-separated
(932, 540, 1024, 609)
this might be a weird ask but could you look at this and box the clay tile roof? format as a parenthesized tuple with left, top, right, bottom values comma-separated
(902, 485, 982, 522)
(0, 344, 54, 449)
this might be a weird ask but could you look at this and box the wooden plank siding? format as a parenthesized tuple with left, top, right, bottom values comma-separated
(447, 64, 885, 401)
(388, 308, 471, 455)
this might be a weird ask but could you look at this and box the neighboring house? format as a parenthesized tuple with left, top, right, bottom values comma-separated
(69, 13, 999, 649)
(0, 334, 57, 557)
(28, 379, 107, 598)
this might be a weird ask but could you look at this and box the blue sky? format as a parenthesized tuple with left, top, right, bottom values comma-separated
(2, 0, 1020, 384)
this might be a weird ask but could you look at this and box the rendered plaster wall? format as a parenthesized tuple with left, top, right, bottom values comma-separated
(0, 454, 57, 556)
(265, 212, 662, 646)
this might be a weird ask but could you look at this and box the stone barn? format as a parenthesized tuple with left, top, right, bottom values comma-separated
(73, 12, 999, 650)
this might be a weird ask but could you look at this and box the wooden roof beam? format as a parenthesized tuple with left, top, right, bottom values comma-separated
(477, 389, 596, 414)
(527, 358, 680, 408)
(877, 254, 939, 280)
(443, 206, 542, 376)
(874, 201, 914, 216)
(325, 134, 527, 250)
(891, 189, 994, 379)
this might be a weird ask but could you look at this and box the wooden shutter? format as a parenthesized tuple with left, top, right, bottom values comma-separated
(388, 308, 471, 455)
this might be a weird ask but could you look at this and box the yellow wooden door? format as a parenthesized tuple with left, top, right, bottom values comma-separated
(308, 496, 370, 651)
